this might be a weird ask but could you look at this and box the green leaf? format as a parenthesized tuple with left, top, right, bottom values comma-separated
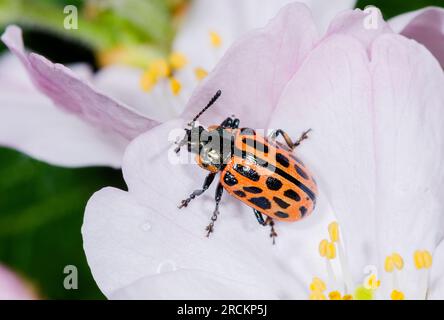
(0, 147, 126, 299)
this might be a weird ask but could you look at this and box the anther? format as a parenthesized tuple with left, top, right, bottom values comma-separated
(209, 31, 222, 48)
(328, 222, 339, 242)
(195, 67, 209, 81)
(390, 290, 405, 300)
(169, 77, 182, 96)
(169, 52, 188, 70)
(319, 239, 328, 257)
(329, 291, 342, 300)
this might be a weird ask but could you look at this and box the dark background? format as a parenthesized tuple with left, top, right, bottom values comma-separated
(0, 0, 442, 299)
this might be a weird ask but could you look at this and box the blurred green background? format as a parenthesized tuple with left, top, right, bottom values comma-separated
(0, 0, 443, 300)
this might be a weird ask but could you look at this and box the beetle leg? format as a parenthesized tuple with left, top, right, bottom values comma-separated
(268, 129, 311, 151)
(178, 172, 216, 209)
(264, 217, 278, 245)
(206, 183, 224, 237)
(293, 129, 312, 149)
(253, 209, 266, 225)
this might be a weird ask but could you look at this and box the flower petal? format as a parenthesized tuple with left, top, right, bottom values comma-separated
(181, 3, 318, 129)
(0, 54, 128, 168)
(269, 34, 376, 282)
(174, 0, 355, 69)
(370, 34, 444, 299)
(0, 264, 36, 300)
(83, 120, 333, 299)
(389, 7, 444, 67)
(429, 239, 444, 299)
(1, 25, 159, 141)
(92, 65, 181, 122)
(326, 7, 393, 54)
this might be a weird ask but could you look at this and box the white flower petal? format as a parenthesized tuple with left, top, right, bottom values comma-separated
(370, 34, 444, 299)
(429, 239, 444, 299)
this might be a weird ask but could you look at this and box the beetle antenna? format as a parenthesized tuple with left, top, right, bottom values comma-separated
(188, 90, 222, 126)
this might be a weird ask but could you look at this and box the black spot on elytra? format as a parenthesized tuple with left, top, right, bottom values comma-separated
(273, 197, 290, 209)
(299, 206, 308, 217)
(266, 177, 282, 191)
(242, 137, 269, 154)
(295, 164, 309, 179)
(243, 186, 263, 194)
(240, 128, 256, 136)
(234, 190, 246, 198)
(276, 153, 290, 168)
(223, 171, 238, 186)
(284, 189, 301, 201)
(233, 164, 260, 182)
(275, 211, 289, 219)
(248, 197, 271, 210)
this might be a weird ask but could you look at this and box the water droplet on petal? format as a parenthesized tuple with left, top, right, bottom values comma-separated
(157, 260, 177, 274)
(141, 221, 152, 231)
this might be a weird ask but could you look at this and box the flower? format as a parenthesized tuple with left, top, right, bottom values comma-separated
(0, 264, 37, 300)
(0, 0, 355, 168)
(82, 3, 444, 299)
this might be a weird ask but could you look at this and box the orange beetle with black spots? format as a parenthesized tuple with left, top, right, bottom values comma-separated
(175, 91, 318, 243)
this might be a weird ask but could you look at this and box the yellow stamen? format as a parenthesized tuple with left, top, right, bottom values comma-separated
(319, 239, 328, 258)
(354, 286, 374, 300)
(385, 256, 395, 273)
(392, 253, 404, 270)
(414, 250, 425, 269)
(329, 291, 342, 300)
(391, 290, 405, 300)
(343, 294, 353, 300)
(194, 67, 209, 81)
(309, 277, 326, 292)
(209, 31, 222, 48)
(169, 52, 188, 70)
(414, 250, 433, 270)
(364, 273, 381, 290)
(328, 222, 340, 242)
(326, 242, 336, 260)
(424, 251, 433, 269)
(140, 69, 158, 92)
(309, 291, 326, 300)
(169, 77, 182, 96)
(150, 59, 170, 78)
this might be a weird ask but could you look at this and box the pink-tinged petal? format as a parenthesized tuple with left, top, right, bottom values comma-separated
(269, 34, 376, 282)
(0, 54, 127, 168)
(370, 34, 444, 299)
(326, 8, 393, 54)
(182, 3, 318, 129)
(1, 25, 159, 141)
(307, 0, 357, 32)
(83, 120, 334, 299)
(0, 265, 37, 300)
(389, 7, 444, 67)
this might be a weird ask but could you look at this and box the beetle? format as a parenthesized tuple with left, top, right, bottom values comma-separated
(175, 90, 318, 243)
